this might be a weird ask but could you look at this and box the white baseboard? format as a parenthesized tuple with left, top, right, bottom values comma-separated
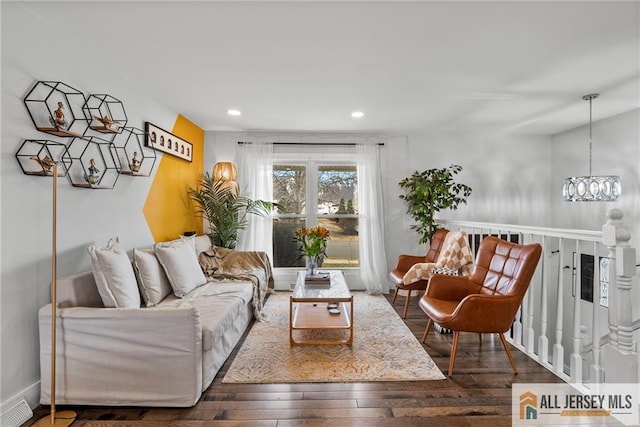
(1, 380, 40, 423)
(1, 383, 40, 411)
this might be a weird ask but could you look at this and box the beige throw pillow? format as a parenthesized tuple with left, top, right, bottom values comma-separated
(87, 238, 141, 308)
(155, 238, 207, 297)
(132, 248, 172, 306)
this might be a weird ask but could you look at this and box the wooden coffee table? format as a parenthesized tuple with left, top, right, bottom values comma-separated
(289, 270, 353, 346)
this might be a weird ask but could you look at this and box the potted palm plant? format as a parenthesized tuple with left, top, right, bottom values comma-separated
(399, 164, 472, 244)
(188, 172, 278, 249)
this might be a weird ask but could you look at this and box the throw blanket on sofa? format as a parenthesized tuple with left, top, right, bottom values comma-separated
(198, 247, 274, 321)
(403, 230, 474, 286)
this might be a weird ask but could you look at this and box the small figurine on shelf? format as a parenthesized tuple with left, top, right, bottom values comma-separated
(30, 155, 55, 174)
(130, 152, 141, 173)
(84, 158, 101, 185)
(49, 101, 68, 129)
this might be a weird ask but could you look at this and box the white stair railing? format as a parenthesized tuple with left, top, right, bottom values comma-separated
(438, 208, 638, 386)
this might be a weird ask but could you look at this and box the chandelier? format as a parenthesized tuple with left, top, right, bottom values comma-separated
(562, 94, 621, 202)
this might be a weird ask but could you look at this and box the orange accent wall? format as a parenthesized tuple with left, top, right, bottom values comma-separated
(143, 115, 204, 242)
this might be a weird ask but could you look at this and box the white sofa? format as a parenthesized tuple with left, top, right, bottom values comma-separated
(38, 236, 264, 407)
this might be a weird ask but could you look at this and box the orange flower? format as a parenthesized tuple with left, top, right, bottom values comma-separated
(293, 225, 330, 258)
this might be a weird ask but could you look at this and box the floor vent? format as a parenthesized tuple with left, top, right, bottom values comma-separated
(1, 398, 33, 427)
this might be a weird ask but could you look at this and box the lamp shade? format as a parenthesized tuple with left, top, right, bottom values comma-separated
(212, 162, 237, 182)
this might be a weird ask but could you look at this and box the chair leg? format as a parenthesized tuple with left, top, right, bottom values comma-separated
(448, 331, 460, 377)
(422, 318, 433, 343)
(402, 292, 411, 318)
(391, 287, 399, 304)
(498, 333, 518, 374)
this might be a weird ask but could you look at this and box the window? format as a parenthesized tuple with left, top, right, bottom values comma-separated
(272, 162, 359, 268)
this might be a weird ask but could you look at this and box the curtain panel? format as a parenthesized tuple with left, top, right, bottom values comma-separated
(356, 143, 389, 294)
(236, 142, 274, 260)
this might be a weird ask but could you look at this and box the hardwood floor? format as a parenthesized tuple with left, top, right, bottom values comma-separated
(26, 294, 563, 426)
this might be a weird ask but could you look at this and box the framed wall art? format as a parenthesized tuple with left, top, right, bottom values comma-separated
(144, 121, 193, 162)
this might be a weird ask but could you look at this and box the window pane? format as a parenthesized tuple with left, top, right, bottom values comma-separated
(319, 217, 359, 268)
(273, 165, 306, 214)
(272, 218, 306, 268)
(317, 165, 358, 215)
(272, 163, 359, 268)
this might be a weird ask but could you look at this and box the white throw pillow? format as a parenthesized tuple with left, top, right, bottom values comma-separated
(179, 234, 197, 254)
(194, 235, 212, 255)
(132, 248, 172, 306)
(155, 238, 207, 297)
(87, 238, 141, 308)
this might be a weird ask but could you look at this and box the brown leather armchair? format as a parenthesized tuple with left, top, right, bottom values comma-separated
(389, 228, 449, 318)
(419, 236, 542, 376)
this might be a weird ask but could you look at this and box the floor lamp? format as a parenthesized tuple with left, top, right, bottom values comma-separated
(34, 162, 76, 426)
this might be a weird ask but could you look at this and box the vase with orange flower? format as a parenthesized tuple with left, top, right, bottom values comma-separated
(294, 225, 330, 275)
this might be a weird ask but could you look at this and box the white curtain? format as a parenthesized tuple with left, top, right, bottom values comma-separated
(356, 143, 389, 294)
(236, 142, 274, 259)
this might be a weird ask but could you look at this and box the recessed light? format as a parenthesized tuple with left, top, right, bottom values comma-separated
(351, 111, 364, 118)
(227, 109, 241, 116)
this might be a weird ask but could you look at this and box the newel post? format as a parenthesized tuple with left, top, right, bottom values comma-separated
(602, 208, 638, 383)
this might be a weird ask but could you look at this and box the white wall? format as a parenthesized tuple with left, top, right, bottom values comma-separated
(0, 3, 179, 410)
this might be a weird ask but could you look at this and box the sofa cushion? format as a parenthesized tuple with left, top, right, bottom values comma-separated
(133, 248, 172, 307)
(155, 238, 207, 297)
(87, 238, 140, 308)
(158, 281, 253, 351)
(196, 283, 253, 351)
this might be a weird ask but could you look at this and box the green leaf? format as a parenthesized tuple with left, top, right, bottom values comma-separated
(398, 164, 472, 244)
(188, 173, 280, 249)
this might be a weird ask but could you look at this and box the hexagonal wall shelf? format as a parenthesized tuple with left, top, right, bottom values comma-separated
(84, 94, 127, 135)
(112, 127, 156, 176)
(15, 139, 72, 176)
(66, 136, 121, 189)
(23, 81, 88, 137)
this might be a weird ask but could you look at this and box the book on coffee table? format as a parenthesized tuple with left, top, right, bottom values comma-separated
(304, 272, 331, 286)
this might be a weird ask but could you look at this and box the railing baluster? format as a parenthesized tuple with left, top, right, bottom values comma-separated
(538, 235, 549, 365)
(570, 239, 583, 383)
(512, 230, 523, 348)
(553, 237, 565, 375)
(602, 211, 619, 347)
(590, 240, 604, 383)
(525, 233, 536, 355)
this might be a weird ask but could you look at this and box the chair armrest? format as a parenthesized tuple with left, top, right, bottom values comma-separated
(452, 294, 522, 333)
(425, 275, 479, 301)
(39, 305, 203, 406)
(393, 254, 426, 272)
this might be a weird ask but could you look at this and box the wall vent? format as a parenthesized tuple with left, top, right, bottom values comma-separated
(1, 398, 33, 427)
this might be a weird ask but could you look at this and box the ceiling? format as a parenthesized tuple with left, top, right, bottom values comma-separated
(12, 1, 640, 135)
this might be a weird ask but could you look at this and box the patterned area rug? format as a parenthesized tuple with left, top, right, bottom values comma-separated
(222, 292, 446, 383)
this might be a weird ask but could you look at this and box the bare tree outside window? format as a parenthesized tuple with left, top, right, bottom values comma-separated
(272, 163, 359, 268)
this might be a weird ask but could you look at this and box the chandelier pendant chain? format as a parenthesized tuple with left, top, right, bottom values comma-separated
(583, 93, 598, 176)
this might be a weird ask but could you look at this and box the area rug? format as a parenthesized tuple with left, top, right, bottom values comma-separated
(222, 292, 446, 383)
